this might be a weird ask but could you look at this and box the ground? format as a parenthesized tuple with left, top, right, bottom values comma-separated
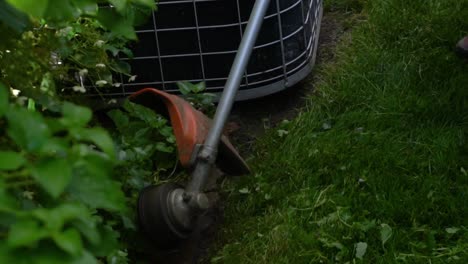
(209, 0, 468, 263)
(147, 8, 345, 264)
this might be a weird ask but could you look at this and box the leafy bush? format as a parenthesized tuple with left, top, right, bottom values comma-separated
(1, 1, 219, 262)
(107, 100, 178, 215)
(0, 1, 160, 263)
(0, 84, 128, 263)
(0, 0, 154, 99)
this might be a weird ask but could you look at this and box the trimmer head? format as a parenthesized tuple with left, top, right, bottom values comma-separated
(132, 88, 249, 246)
(134, 0, 270, 248)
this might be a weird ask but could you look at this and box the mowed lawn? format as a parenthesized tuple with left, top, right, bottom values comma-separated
(212, 0, 468, 263)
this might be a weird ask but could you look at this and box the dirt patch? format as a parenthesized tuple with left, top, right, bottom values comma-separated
(227, 12, 345, 153)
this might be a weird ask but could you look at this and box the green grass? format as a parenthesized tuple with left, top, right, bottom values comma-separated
(212, 0, 468, 263)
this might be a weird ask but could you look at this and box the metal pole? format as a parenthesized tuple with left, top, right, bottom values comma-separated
(186, 0, 271, 193)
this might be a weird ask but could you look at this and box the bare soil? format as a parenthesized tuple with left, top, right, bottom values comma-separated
(228, 12, 344, 152)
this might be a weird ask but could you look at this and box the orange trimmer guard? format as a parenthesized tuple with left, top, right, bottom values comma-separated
(129, 88, 250, 176)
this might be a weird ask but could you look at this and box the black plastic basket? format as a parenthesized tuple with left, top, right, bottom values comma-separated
(109, 0, 323, 100)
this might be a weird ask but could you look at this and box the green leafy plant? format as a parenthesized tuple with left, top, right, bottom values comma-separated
(0, 0, 155, 101)
(0, 1, 159, 263)
(177, 81, 216, 115)
(0, 84, 128, 263)
(107, 100, 177, 201)
(1, 1, 222, 262)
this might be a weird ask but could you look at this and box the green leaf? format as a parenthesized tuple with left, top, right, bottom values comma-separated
(32, 203, 88, 231)
(107, 109, 129, 133)
(0, 179, 17, 211)
(238, 187, 250, 194)
(355, 219, 376, 232)
(70, 250, 98, 264)
(104, 44, 120, 56)
(7, 219, 49, 248)
(193, 82, 206, 93)
(380, 224, 393, 246)
(72, 0, 98, 16)
(27, 98, 36, 111)
(31, 158, 72, 198)
(62, 102, 92, 127)
(39, 72, 55, 94)
(201, 93, 216, 105)
(0, 82, 8, 117)
(134, 0, 156, 9)
(52, 228, 83, 256)
(72, 127, 116, 160)
(106, 249, 129, 264)
(445, 227, 460, 234)
(123, 100, 166, 128)
(74, 146, 114, 175)
(89, 225, 119, 257)
(0, 243, 15, 263)
(39, 138, 69, 156)
(6, 0, 49, 18)
(121, 47, 133, 58)
(130, 1, 154, 26)
(177, 81, 193, 95)
(109, 60, 131, 74)
(155, 142, 174, 153)
(355, 242, 367, 259)
(68, 176, 126, 212)
(109, 0, 126, 12)
(46, 117, 66, 133)
(0, 151, 26, 170)
(73, 217, 100, 246)
(6, 107, 51, 152)
(121, 214, 136, 230)
(97, 8, 136, 39)
(0, 1, 31, 33)
(11, 242, 75, 264)
(43, 0, 77, 22)
(68, 158, 125, 211)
